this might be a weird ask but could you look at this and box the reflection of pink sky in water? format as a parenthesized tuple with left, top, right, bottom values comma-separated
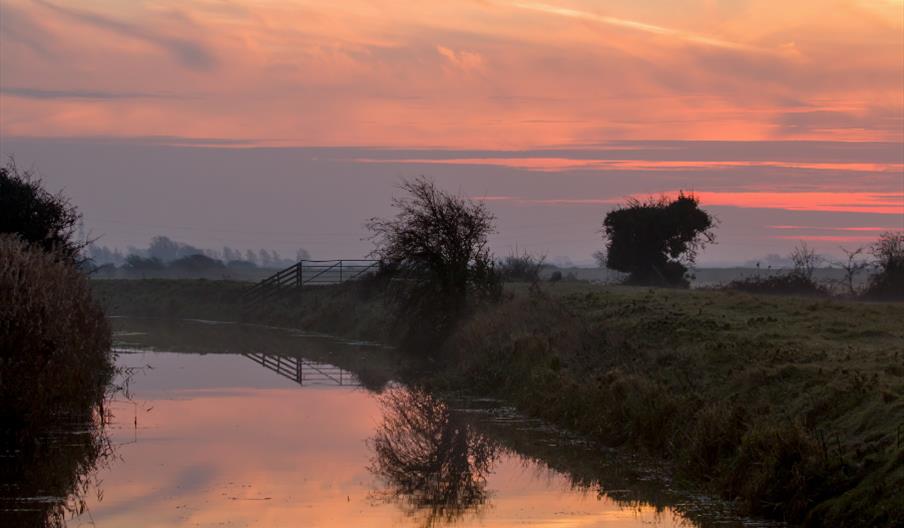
(82, 352, 686, 527)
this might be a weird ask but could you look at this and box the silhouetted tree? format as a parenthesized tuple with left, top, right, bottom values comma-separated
(226, 259, 257, 270)
(123, 255, 165, 272)
(366, 178, 501, 342)
(258, 249, 273, 268)
(169, 254, 225, 273)
(601, 193, 715, 287)
(0, 160, 83, 262)
(147, 235, 202, 263)
(864, 232, 904, 300)
(790, 242, 821, 282)
(836, 246, 869, 296)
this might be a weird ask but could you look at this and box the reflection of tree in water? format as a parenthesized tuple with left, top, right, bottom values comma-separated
(369, 387, 499, 527)
(1, 404, 115, 527)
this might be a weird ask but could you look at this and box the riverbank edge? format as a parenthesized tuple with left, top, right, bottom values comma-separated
(91, 279, 904, 527)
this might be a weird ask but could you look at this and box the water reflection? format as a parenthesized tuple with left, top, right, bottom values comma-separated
(111, 317, 392, 391)
(242, 353, 361, 386)
(370, 387, 498, 527)
(12, 318, 777, 528)
(0, 412, 113, 527)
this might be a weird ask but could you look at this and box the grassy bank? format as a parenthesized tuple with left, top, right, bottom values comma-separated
(92, 279, 904, 526)
(443, 287, 904, 526)
(92, 278, 394, 343)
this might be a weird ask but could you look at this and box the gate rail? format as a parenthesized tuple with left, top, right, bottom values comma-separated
(244, 259, 379, 304)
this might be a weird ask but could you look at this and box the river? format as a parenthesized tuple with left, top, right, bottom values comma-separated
(3, 318, 784, 527)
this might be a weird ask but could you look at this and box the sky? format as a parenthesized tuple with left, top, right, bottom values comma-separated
(1, 0, 902, 264)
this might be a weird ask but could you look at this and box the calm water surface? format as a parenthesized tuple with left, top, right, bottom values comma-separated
(34, 319, 778, 528)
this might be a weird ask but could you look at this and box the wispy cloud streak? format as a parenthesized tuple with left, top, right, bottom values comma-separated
(512, 1, 773, 54)
(34, 0, 217, 70)
(0, 87, 187, 100)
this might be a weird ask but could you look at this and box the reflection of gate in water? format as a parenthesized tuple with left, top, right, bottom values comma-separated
(242, 353, 361, 387)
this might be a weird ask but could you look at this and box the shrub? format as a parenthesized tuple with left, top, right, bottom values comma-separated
(0, 236, 114, 427)
(726, 273, 827, 297)
(498, 249, 544, 283)
(726, 242, 827, 296)
(863, 232, 904, 300)
(0, 160, 83, 262)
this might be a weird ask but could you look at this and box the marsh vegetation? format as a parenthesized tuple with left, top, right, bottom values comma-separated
(1, 162, 116, 528)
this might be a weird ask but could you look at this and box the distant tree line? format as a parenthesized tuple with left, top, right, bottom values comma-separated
(85, 235, 311, 274)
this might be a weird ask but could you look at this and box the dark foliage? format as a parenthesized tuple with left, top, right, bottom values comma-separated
(0, 160, 83, 262)
(0, 236, 114, 427)
(169, 254, 225, 272)
(836, 246, 870, 296)
(366, 178, 501, 343)
(226, 259, 258, 270)
(498, 249, 544, 283)
(863, 231, 904, 300)
(602, 193, 715, 287)
(726, 243, 827, 296)
(725, 273, 827, 296)
(147, 235, 203, 263)
(122, 255, 165, 271)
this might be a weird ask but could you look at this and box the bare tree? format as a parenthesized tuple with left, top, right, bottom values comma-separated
(836, 246, 869, 296)
(790, 242, 821, 282)
(366, 178, 500, 341)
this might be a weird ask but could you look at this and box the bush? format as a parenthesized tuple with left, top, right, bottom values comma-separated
(726, 242, 827, 296)
(0, 236, 114, 427)
(726, 273, 827, 297)
(498, 249, 544, 283)
(863, 232, 904, 300)
(0, 160, 83, 262)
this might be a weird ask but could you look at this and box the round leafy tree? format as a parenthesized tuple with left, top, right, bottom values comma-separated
(601, 193, 715, 287)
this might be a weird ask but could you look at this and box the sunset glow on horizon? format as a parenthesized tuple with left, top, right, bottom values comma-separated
(1, 0, 902, 261)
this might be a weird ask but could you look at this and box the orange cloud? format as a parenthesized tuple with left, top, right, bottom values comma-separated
(476, 191, 904, 215)
(436, 45, 486, 73)
(2, 0, 902, 147)
(357, 156, 904, 173)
